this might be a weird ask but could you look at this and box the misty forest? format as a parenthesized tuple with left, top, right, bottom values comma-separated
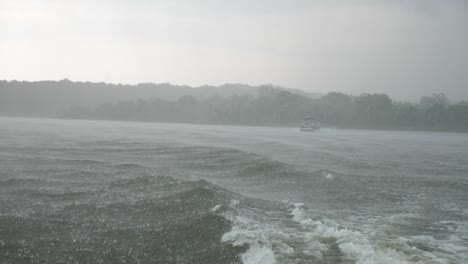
(1, 80, 467, 131)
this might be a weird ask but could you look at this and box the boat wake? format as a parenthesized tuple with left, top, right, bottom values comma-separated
(1, 142, 467, 264)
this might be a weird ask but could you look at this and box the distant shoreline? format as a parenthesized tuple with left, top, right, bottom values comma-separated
(2, 80, 467, 133)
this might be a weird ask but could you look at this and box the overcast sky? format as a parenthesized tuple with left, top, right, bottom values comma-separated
(1, 0, 467, 100)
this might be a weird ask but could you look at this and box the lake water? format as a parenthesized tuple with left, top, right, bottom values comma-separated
(1, 117, 467, 263)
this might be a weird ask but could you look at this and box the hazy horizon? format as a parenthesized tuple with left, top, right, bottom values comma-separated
(1, 0, 467, 101)
(0, 78, 464, 103)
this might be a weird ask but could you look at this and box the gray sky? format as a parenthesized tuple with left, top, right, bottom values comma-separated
(1, 0, 467, 100)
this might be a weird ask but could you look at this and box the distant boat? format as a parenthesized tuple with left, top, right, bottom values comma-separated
(300, 117, 320, 131)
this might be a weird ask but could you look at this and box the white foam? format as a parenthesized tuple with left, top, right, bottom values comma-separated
(230, 199, 240, 207)
(320, 170, 335, 179)
(290, 203, 411, 264)
(221, 207, 299, 264)
(221, 214, 278, 264)
(241, 245, 277, 264)
(210, 204, 222, 212)
(222, 201, 468, 264)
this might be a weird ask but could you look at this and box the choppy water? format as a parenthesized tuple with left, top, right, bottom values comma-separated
(1, 117, 467, 264)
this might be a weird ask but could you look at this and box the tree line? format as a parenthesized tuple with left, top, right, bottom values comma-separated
(61, 88, 468, 132)
(0, 80, 291, 116)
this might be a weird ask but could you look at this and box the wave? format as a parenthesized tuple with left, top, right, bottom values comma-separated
(56, 159, 108, 166)
(2, 171, 467, 264)
(288, 203, 412, 264)
(0, 175, 251, 263)
(0, 178, 55, 188)
(115, 163, 147, 170)
(2, 143, 467, 264)
(10, 189, 89, 200)
(236, 157, 289, 178)
(222, 201, 468, 264)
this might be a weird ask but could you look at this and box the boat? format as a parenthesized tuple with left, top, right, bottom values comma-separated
(300, 117, 320, 131)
